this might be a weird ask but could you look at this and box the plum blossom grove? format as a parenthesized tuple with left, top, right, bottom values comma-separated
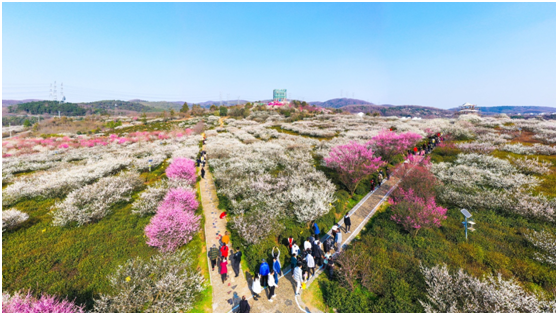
(420, 264, 554, 313)
(2, 110, 555, 312)
(430, 153, 555, 221)
(206, 133, 336, 244)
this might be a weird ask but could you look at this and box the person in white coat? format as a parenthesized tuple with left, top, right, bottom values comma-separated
(252, 273, 262, 299)
(292, 263, 303, 296)
(305, 252, 316, 277)
(267, 270, 277, 302)
(304, 238, 312, 251)
(335, 231, 343, 253)
(291, 242, 300, 256)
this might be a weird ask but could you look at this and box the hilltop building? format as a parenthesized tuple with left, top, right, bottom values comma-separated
(273, 89, 287, 102)
(457, 102, 480, 115)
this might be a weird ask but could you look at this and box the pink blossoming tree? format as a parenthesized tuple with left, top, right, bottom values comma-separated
(389, 188, 447, 236)
(2, 291, 85, 313)
(324, 141, 385, 195)
(367, 130, 423, 163)
(160, 188, 199, 213)
(144, 206, 201, 252)
(165, 158, 197, 186)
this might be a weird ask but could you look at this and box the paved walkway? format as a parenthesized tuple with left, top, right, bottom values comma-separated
(199, 156, 253, 313)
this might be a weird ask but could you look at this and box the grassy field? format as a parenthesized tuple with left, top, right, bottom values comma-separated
(2, 160, 210, 312)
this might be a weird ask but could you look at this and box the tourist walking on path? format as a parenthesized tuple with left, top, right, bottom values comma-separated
(335, 231, 343, 253)
(344, 213, 352, 233)
(325, 253, 334, 280)
(252, 274, 262, 299)
(324, 236, 333, 254)
(220, 243, 229, 259)
(378, 172, 383, 188)
(287, 236, 294, 251)
(293, 263, 303, 296)
(267, 270, 277, 302)
(304, 238, 312, 252)
(259, 259, 270, 288)
(209, 244, 219, 271)
(312, 222, 320, 240)
(220, 258, 228, 284)
(272, 257, 281, 285)
(291, 241, 300, 256)
(220, 231, 230, 246)
(305, 252, 316, 277)
(232, 247, 242, 277)
(201, 167, 206, 179)
(239, 296, 250, 313)
(290, 253, 298, 271)
(370, 179, 376, 191)
(386, 168, 391, 180)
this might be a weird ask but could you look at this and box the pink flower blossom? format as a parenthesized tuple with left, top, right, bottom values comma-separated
(160, 188, 199, 213)
(367, 130, 422, 162)
(144, 206, 200, 252)
(324, 141, 385, 195)
(389, 188, 447, 235)
(165, 158, 197, 186)
(2, 291, 84, 313)
(59, 143, 69, 149)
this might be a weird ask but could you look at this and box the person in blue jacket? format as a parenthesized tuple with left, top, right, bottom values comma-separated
(259, 259, 270, 288)
(273, 257, 282, 285)
(312, 222, 320, 240)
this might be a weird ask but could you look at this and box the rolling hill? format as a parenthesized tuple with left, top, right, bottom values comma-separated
(449, 106, 556, 115)
(309, 98, 373, 108)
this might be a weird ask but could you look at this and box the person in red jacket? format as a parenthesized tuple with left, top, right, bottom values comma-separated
(220, 244, 229, 259)
(288, 236, 294, 250)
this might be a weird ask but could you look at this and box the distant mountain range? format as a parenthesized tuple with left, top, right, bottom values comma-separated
(3, 98, 556, 117)
(448, 106, 556, 115)
(2, 99, 43, 107)
(309, 98, 373, 108)
(339, 104, 453, 118)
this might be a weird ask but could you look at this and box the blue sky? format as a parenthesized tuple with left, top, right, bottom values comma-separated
(2, 2, 556, 108)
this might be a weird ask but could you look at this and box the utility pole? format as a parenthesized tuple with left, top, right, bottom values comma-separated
(58, 111, 61, 118)
(53, 81, 57, 102)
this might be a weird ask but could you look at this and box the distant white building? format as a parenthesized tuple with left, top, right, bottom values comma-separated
(457, 102, 480, 115)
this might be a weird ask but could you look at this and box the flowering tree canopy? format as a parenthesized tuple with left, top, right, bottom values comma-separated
(94, 249, 204, 313)
(367, 130, 422, 162)
(324, 141, 385, 195)
(389, 188, 447, 236)
(160, 188, 199, 213)
(420, 264, 554, 313)
(165, 158, 197, 186)
(2, 291, 84, 313)
(145, 206, 200, 252)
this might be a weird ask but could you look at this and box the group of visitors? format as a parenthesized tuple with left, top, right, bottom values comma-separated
(208, 231, 242, 285)
(197, 150, 208, 179)
(409, 133, 443, 156)
(251, 253, 282, 302)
